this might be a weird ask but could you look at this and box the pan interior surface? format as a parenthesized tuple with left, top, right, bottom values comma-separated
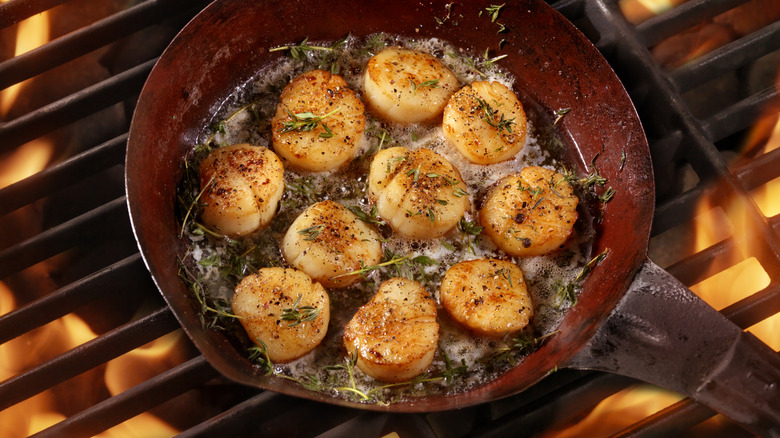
(125, 0, 653, 411)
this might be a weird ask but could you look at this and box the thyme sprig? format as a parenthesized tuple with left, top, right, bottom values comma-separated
(457, 217, 484, 255)
(178, 259, 242, 328)
(203, 102, 262, 146)
(553, 108, 570, 126)
(447, 49, 507, 79)
(179, 174, 215, 238)
(509, 330, 560, 352)
(324, 351, 447, 402)
(554, 248, 610, 308)
(280, 107, 341, 137)
(438, 349, 469, 383)
(599, 187, 616, 203)
(348, 205, 384, 227)
(297, 224, 324, 241)
(280, 294, 320, 327)
(483, 48, 508, 67)
(483, 3, 505, 22)
(248, 340, 274, 375)
(619, 149, 627, 171)
(435, 3, 454, 25)
(556, 166, 607, 191)
(476, 97, 515, 133)
(270, 35, 350, 73)
(409, 78, 440, 93)
(270, 37, 338, 60)
(329, 254, 412, 280)
(482, 3, 508, 34)
(487, 330, 561, 365)
(496, 267, 514, 287)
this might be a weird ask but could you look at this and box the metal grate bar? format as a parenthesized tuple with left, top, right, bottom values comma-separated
(722, 283, 780, 329)
(734, 146, 780, 191)
(243, 400, 389, 437)
(651, 186, 704, 235)
(0, 0, 69, 29)
(666, 237, 737, 286)
(471, 373, 637, 437)
(0, 0, 209, 90)
(0, 196, 129, 278)
(32, 355, 218, 438)
(0, 254, 147, 344)
(0, 134, 126, 216)
(0, 306, 178, 411)
(0, 59, 154, 153)
(671, 20, 780, 93)
(637, 0, 751, 47)
(703, 86, 780, 143)
(177, 392, 303, 438)
(484, 369, 592, 419)
(611, 398, 717, 437)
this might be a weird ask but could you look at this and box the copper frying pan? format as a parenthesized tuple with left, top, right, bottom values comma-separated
(125, 0, 780, 434)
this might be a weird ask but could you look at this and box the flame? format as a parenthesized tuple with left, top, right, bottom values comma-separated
(0, 282, 98, 437)
(542, 385, 682, 437)
(0, 140, 54, 190)
(97, 330, 184, 437)
(0, 5, 50, 119)
(619, 0, 689, 24)
(0, 281, 182, 437)
(0, 5, 54, 190)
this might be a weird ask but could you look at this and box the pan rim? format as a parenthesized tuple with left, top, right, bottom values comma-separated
(125, 0, 654, 412)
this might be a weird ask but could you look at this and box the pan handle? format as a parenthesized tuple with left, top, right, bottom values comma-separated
(567, 259, 780, 436)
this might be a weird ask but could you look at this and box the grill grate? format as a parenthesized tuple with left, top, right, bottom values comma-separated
(0, 0, 778, 436)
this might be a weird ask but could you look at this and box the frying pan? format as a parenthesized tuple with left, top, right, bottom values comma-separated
(125, 0, 780, 434)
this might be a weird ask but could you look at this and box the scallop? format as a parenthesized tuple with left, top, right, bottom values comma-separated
(442, 81, 528, 164)
(363, 47, 459, 123)
(232, 267, 330, 363)
(479, 167, 578, 256)
(440, 259, 533, 337)
(343, 277, 439, 382)
(282, 200, 382, 288)
(271, 69, 366, 172)
(368, 147, 470, 238)
(199, 144, 284, 237)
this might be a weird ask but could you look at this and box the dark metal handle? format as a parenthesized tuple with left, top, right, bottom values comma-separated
(567, 260, 780, 437)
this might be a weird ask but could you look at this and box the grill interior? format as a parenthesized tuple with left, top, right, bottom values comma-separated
(1, 0, 779, 436)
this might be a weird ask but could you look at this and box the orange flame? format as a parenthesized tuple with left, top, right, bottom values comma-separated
(0, 281, 183, 436)
(0, 8, 180, 436)
(0, 2, 50, 119)
(98, 331, 184, 437)
(0, 5, 54, 189)
(0, 282, 98, 437)
(550, 4, 780, 434)
(619, 0, 689, 25)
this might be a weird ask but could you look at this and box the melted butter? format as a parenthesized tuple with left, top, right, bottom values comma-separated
(179, 34, 595, 403)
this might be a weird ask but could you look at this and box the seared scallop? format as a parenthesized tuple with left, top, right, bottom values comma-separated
(363, 47, 459, 123)
(479, 167, 578, 256)
(282, 200, 382, 288)
(442, 81, 528, 164)
(271, 69, 366, 172)
(199, 144, 284, 237)
(368, 147, 470, 238)
(440, 259, 533, 337)
(343, 277, 439, 382)
(232, 267, 330, 363)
